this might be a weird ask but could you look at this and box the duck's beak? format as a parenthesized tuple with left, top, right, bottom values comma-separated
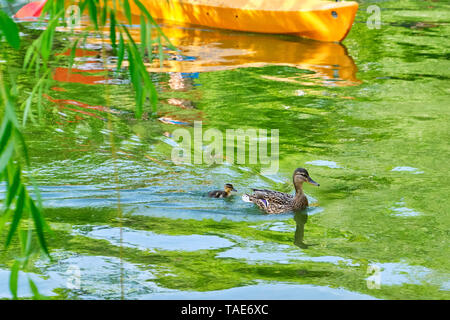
(307, 177, 320, 186)
(232, 188, 237, 192)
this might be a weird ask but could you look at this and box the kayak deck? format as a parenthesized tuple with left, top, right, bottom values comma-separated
(127, 0, 359, 42)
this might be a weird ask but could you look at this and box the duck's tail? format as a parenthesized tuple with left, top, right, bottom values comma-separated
(242, 194, 253, 203)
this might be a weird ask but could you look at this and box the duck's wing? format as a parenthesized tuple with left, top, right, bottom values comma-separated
(251, 189, 293, 204)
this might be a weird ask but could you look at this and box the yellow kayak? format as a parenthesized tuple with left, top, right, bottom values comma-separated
(125, 0, 359, 42)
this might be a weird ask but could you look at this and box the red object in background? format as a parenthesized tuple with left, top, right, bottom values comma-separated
(53, 48, 107, 85)
(57, 48, 99, 57)
(14, 1, 47, 19)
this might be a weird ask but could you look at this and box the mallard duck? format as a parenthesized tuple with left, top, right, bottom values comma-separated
(242, 168, 319, 214)
(208, 183, 237, 198)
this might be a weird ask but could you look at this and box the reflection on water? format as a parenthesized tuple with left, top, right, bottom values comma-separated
(73, 225, 234, 252)
(83, 20, 359, 85)
(147, 282, 378, 300)
(293, 211, 308, 249)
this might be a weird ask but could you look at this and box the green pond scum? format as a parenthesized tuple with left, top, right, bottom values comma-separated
(0, 0, 449, 300)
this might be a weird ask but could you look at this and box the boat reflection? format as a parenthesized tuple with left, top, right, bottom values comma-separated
(53, 48, 107, 85)
(141, 23, 360, 86)
(66, 18, 359, 85)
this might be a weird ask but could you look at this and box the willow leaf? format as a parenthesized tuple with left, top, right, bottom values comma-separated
(5, 186, 25, 248)
(0, 142, 14, 173)
(122, 0, 132, 24)
(28, 198, 50, 257)
(117, 33, 125, 70)
(110, 10, 117, 52)
(9, 260, 19, 300)
(5, 167, 21, 209)
(133, 0, 177, 51)
(140, 15, 146, 57)
(157, 34, 163, 69)
(88, 0, 99, 29)
(0, 10, 20, 49)
(100, 0, 107, 26)
(28, 278, 42, 300)
(0, 120, 12, 154)
(146, 21, 153, 62)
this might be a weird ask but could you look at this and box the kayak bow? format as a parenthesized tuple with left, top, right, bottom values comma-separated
(14, 0, 358, 42)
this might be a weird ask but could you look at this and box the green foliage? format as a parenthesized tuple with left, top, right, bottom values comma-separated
(0, 9, 20, 49)
(0, 0, 172, 299)
(0, 69, 50, 298)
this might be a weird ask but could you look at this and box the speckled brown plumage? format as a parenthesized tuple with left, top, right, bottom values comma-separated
(208, 183, 237, 198)
(208, 190, 229, 198)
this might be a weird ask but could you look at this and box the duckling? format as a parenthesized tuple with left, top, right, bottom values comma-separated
(242, 168, 319, 214)
(208, 183, 237, 198)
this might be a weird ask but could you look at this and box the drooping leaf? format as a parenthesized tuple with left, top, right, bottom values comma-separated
(0, 120, 12, 154)
(23, 43, 37, 70)
(5, 166, 21, 209)
(148, 77, 158, 113)
(28, 277, 42, 300)
(13, 127, 30, 167)
(140, 15, 146, 57)
(69, 39, 80, 73)
(28, 198, 50, 257)
(9, 260, 20, 300)
(5, 186, 25, 248)
(117, 33, 125, 70)
(122, 0, 132, 24)
(100, 0, 107, 26)
(157, 34, 164, 69)
(88, 0, 99, 29)
(110, 10, 117, 52)
(146, 21, 153, 62)
(0, 142, 14, 173)
(126, 44, 143, 118)
(133, 0, 177, 51)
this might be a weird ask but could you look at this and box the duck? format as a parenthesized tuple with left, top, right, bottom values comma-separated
(208, 183, 237, 198)
(242, 168, 319, 214)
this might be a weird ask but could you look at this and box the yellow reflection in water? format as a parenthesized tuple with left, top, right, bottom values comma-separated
(142, 23, 360, 86)
(81, 21, 360, 86)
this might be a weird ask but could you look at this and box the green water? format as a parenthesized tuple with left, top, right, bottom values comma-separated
(0, 0, 449, 299)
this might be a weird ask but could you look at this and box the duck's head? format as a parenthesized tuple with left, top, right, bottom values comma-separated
(224, 183, 237, 193)
(293, 168, 319, 187)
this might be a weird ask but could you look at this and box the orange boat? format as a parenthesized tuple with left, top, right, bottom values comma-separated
(16, 0, 359, 42)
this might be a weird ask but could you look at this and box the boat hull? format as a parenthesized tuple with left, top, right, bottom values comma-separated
(125, 0, 359, 42)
